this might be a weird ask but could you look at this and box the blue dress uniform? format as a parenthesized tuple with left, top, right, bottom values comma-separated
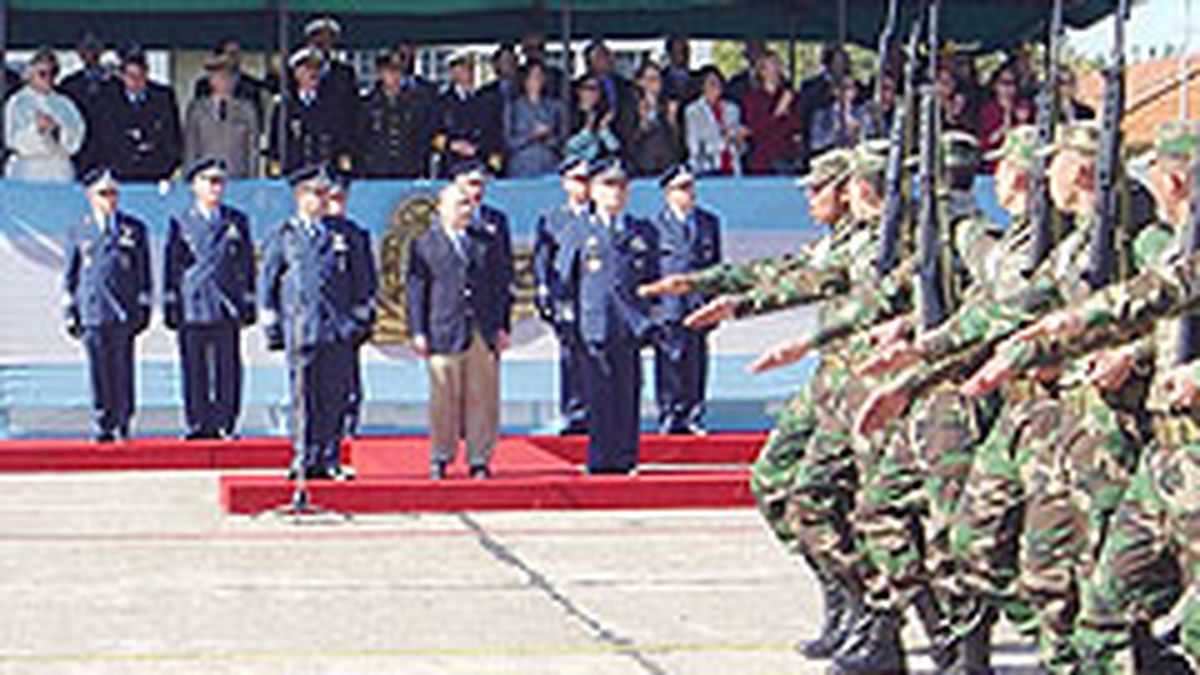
(163, 160, 256, 439)
(62, 169, 152, 441)
(259, 167, 375, 479)
(533, 157, 591, 433)
(327, 171, 378, 438)
(559, 160, 662, 473)
(652, 166, 722, 433)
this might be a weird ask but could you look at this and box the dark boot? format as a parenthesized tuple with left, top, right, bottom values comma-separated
(829, 607, 907, 674)
(800, 570, 865, 659)
(1131, 620, 1193, 675)
(912, 585, 955, 669)
(943, 600, 996, 675)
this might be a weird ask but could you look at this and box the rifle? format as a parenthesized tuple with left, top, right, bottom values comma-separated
(916, 0, 948, 329)
(875, 3, 925, 279)
(1083, 0, 1131, 291)
(1025, 0, 1065, 274)
(872, 0, 901, 136)
(1178, 143, 1200, 362)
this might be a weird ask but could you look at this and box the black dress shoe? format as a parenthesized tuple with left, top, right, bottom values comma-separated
(685, 423, 708, 436)
(327, 466, 356, 482)
(558, 425, 588, 436)
(304, 467, 332, 481)
(469, 465, 491, 479)
(94, 432, 116, 443)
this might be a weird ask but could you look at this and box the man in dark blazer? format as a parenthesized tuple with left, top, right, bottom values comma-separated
(259, 165, 374, 481)
(533, 157, 592, 434)
(163, 159, 256, 440)
(95, 48, 183, 181)
(268, 47, 354, 177)
(63, 168, 152, 442)
(453, 160, 514, 330)
(558, 159, 662, 474)
(652, 165, 721, 434)
(59, 32, 115, 176)
(434, 51, 494, 176)
(407, 183, 513, 480)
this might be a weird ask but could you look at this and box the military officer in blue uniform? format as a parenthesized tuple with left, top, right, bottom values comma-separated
(559, 159, 662, 473)
(534, 156, 592, 434)
(63, 168, 152, 441)
(652, 165, 721, 434)
(259, 166, 375, 481)
(162, 159, 256, 440)
(267, 47, 354, 178)
(453, 160, 514, 332)
(325, 167, 378, 438)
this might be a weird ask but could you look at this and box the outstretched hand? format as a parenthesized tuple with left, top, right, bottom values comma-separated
(747, 337, 813, 374)
(960, 346, 1021, 398)
(638, 275, 694, 298)
(855, 385, 911, 435)
(683, 296, 737, 330)
(857, 339, 919, 378)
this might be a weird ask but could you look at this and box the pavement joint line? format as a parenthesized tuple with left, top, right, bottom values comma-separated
(458, 513, 671, 675)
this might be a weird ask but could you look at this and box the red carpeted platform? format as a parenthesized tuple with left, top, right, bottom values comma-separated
(0, 436, 295, 472)
(220, 434, 763, 515)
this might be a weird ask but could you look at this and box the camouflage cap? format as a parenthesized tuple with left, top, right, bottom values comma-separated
(1154, 120, 1200, 160)
(798, 148, 854, 188)
(851, 139, 891, 179)
(984, 124, 1039, 170)
(1037, 120, 1102, 158)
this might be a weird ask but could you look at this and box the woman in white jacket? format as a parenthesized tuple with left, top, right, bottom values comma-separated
(5, 50, 86, 183)
(684, 65, 747, 177)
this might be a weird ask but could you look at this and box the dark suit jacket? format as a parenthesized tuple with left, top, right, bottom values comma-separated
(95, 83, 184, 181)
(654, 206, 721, 326)
(436, 87, 492, 172)
(406, 221, 511, 355)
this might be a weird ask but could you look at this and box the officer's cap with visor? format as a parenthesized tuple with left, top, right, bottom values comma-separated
(184, 158, 227, 183)
(588, 158, 629, 184)
(658, 164, 695, 191)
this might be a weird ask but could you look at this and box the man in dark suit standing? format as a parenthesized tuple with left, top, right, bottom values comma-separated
(302, 15, 360, 129)
(652, 165, 721, 434)
(533, 157, 591, 435)
(63, 168, 152, 442)
(268, 47, 354, 177)
(59, 32, 114, 176)
(163, 159, 255, 440)
(259, 166, 374, 481)
(356, 52, 436, 178)
(559, 159, 661, 474)
(407, 183, 513, 480)
(434, 51, 493, 176)
(453, 160, 514, 329)
(95, 47, 183, 181)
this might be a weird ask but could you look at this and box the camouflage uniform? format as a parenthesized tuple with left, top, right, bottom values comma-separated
(889, 122, 1152, 670)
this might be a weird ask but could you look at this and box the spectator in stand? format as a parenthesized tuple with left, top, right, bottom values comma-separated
(806, 76, 871, 160)
(726, 40, 768, 103)
(4, 49, 86, 183)
(480, 43, 520, 174)
(184, 54, 259, 179)
(520, 31, 565, 99)
(627, 60, 681, 177)
(59, 32, 114, 176)
(192, 38, 273, 124)
(1059, 69, 1096, 123)
(741, 51, 800, 175)
(504, 61, 565, 178)
(978, 61, 1034, 169)
(434, 50, 493, 177)
(581, 40, 635, 147)
(95, 47, 183, 182)
(3, 66, 17, 100)
(662, 36, 698, 107)
(391, 42, 438, 96)
(796, 43, 849, 173)
(357, 51, 437, 178)
(1007, 46, 1040, 101)
(267, 48, 354, 177)
(685, 66, 746, 177)
(302, 15, 359, 126)
(565, 76, 621, 163)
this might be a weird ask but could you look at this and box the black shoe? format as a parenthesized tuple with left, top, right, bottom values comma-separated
(685, 423, 708, 436)
(830, 608, 907, 674)
(184, 429, 220, 441)
(430, 461, 447, 480)
(558, 424, 588, 436)
(94, 431, 116, 443)
(304, 466, 332, 481)
(327, 466, 356, 482)
(469, 465, 491, 479)
(286, 467, 301, 481)
(799, 569, 863, 660)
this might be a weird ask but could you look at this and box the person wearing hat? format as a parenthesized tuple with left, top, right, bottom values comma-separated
(433, 50, 493, 177)
(192, 38, 273, 124)
(59, 31, 115, 176)
(652, 164, 721, 435)
(324, 168, 377, 439)
(4, 48, 86, 182)
(356, 51, 437, 179)
(267, 47, 353, 177)
(558, 159, 661, 474)
(163, 159, 255, 440)
(407, 182, 511, 480)
(301, 14, 359, 126)
(533, 156, 592, 435)
(259, 165, 374, 481)
(63, 168, 152, 442)
(91, 46, 182, 181)
(183, 53, 259, 179)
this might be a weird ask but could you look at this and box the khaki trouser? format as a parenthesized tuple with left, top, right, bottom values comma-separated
(427, 332, 499, 468)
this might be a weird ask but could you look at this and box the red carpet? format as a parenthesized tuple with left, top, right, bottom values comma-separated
(0, 436, 294, 472)
(221, 434, 765, 515)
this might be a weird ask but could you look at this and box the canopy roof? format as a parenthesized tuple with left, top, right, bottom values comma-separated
(5, 0, 1116, 50)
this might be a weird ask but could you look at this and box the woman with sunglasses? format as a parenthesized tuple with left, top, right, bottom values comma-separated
(4, 48, 86, 182)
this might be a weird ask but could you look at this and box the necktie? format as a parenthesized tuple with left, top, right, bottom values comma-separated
(217, 99, 227, 122)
